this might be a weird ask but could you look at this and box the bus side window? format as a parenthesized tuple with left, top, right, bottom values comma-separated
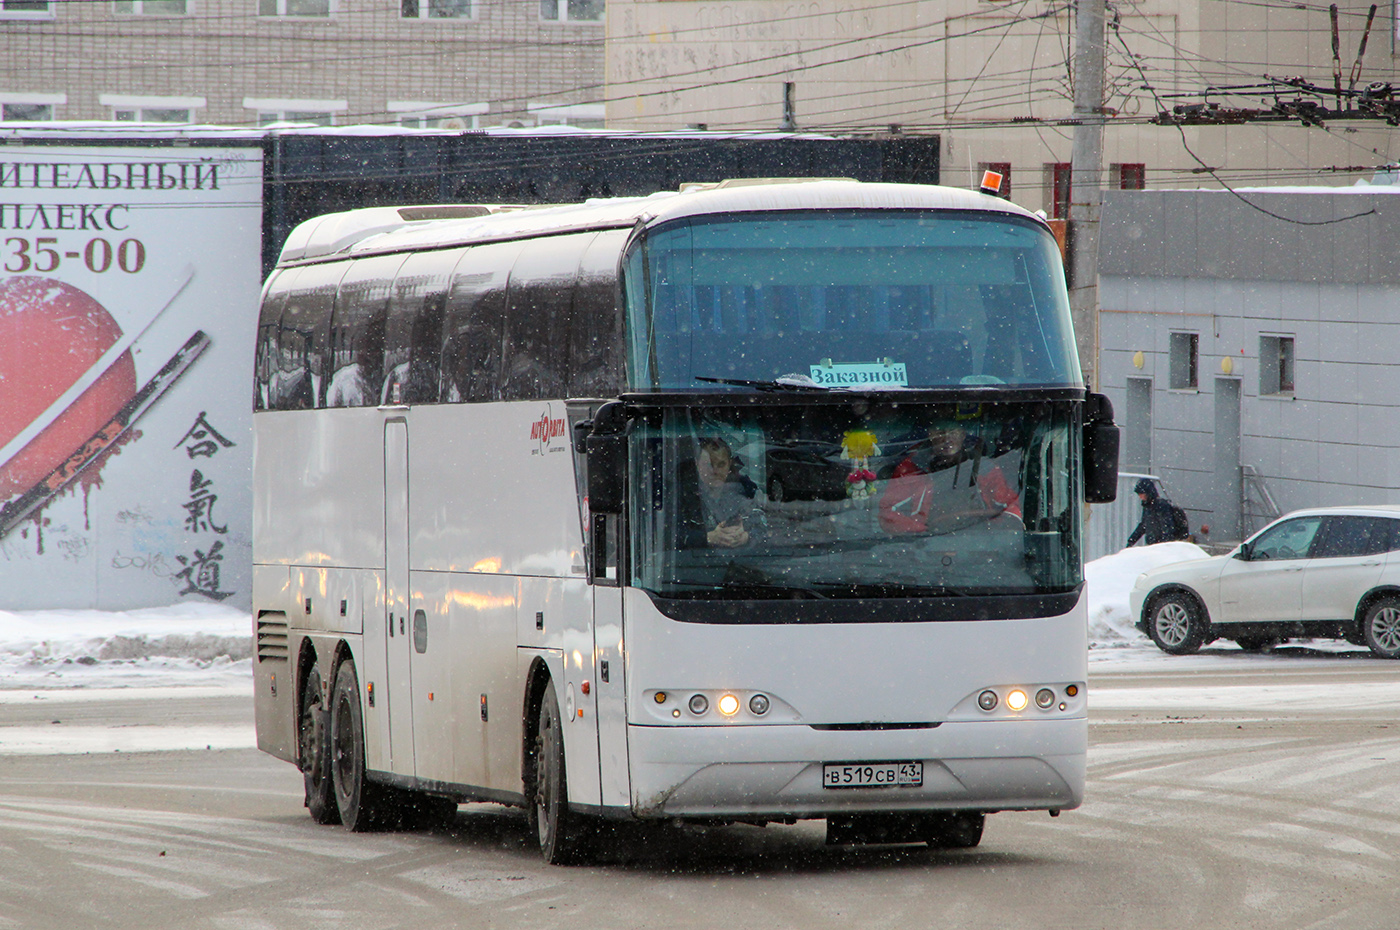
(440, 241, 521, 403)
(568, 230, 627, 398)
(502, 235, 591, 401)
(385, 250, 457, 405)
(277, 262, 343, 410)
(329, 254, 401, 408)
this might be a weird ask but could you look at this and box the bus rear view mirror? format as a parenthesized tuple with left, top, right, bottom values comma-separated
(1082, 393, 1119, 504)
(587, 434, 626, 513)
(586, 402, 630, 514)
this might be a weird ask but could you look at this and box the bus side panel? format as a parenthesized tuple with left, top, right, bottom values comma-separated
(520, 575, 601, 807)
(292, 566, 365, 635)
(593, 585, 630, 809)
(360, 569, 390, 773)
(253, 408, 387, 568)
(409, 571, 523, 794)
(407, 402, 584, 579)
(252, 563, 294, 763)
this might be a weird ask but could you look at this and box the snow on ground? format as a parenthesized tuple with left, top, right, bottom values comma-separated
(0, 541, 1379, 693)
(0, 602, 252, 690)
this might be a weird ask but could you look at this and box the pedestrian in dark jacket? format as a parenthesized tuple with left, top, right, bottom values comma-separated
(1126, 477, 1185, 546)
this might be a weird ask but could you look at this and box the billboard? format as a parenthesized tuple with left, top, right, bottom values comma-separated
(0, 144, 263, 610)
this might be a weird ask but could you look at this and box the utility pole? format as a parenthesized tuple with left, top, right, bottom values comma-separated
(1069, 0, 1106, 391)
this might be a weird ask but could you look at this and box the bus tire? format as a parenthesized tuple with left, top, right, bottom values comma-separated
(330, 658, 390, 831)
(299, 663, 339, 825)
(1362, 597, 1400, 659)
(925, 811, 984, 849)
(1146, 590, 1208, 655)
(528, 685, 593, 864)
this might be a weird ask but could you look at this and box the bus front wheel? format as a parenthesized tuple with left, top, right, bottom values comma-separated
(299, 663, 339, 824)
(330, 658, 390, 831)
(528, 685, 593, 864)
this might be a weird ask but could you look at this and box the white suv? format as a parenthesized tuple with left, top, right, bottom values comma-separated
(1129, 506, 1400, 658)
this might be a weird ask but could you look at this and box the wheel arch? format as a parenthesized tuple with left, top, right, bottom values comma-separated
(1354, 586, 1400, 627)
(521, 656, 555, 795)
(1144, 583, 1211, 625)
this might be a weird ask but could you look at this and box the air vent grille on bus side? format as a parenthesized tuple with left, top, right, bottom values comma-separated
(256, 612, 290, 662)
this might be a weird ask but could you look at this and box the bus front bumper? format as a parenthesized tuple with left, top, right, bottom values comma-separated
(626, 718, 1085, 819)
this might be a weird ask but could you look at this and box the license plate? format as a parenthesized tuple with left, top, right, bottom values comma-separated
(822, 761, 923, 789)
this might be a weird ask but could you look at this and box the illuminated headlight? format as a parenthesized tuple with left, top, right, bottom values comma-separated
(1006, 689, 1029, 712)
(748, 693, 770, 716)
(688, 694, 709, 715)
(1035, 688, 1055, 709)
(977, 690, 998, 711)
(717, 694, 740, 716)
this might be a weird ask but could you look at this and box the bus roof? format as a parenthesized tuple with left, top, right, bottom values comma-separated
(275, 180, 1047, 266)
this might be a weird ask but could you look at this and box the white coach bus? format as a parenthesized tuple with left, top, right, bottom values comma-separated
(252, 180, 1119, 863)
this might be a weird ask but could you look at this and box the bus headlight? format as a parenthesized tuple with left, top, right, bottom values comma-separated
(1006, 689, 1028, 712)
(1035, 688, 1055, 709)
(688, 694, 709, 715)
(748, 693, 770, 716)
(977, 690, 998, 711)
(717, 694, 740, 716)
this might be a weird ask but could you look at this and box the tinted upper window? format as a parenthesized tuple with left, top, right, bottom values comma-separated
(441, 240, 522, 403)
(623, 210, 1081, 391)
(1312, 516, 1398, 558)
(501, 234, 594, 401)
(384, 250, 458, 405)
(328, 253, 405, 408)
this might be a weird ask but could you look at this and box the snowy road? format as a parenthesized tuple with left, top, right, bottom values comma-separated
(0, 657, 1396, 930)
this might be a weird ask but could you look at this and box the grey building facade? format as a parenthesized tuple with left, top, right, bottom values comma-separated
(1098, 188, 1400, 547)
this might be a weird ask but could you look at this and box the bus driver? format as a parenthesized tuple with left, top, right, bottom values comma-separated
(678, 437, 761, 548)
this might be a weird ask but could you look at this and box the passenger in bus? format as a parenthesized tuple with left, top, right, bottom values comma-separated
(878, 425, 1020, 534)
(677, 437, 763, 548)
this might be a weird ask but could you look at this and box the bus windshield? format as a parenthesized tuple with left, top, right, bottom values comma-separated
(624, 210, 1081, 391)
(629, 400, 1081, 603)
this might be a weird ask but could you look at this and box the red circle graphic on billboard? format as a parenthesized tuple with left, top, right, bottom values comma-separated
(0, 276, 138, 498)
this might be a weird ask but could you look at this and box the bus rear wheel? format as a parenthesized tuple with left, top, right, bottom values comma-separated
(330, 658, 390, 831)
(299, 663, 339, 824)
(528, 685, 593, 864)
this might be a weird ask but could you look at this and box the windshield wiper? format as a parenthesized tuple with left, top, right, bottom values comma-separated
(695, 374, 828, 392)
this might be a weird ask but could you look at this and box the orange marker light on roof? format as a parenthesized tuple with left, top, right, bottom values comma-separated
(979, 170, 1005, 196)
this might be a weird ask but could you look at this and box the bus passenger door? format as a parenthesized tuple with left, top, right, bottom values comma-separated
(591, 514, 630, 809)
(384, 418, 416, 776)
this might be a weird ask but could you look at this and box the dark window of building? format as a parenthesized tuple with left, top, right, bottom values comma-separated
(1260, 335, 1295, 396)
(1047, 162, 1072, 218)
(1114, 163, 1146, 189)
(1169, 332, 1198, 390)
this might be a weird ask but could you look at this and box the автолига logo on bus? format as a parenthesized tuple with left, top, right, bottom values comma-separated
(530, 404, 567, 456)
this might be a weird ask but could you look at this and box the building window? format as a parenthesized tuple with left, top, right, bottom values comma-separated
(402, 0, 471, 17)
(527, 102, 605, 128)
(1260, 335, 1295, 396)
(2, 103, 52, 120)
(246, 97, 345, 126)
(540, 0, 602, 22)
(102, 94, 203, 123)
(114, 0, 188, 13)
(114, 107, 191, 122)
(1169, 332, 1198, 390)
(1, 0, 53, 18)
(259, 0, 330, 16)
(1046, 162, 1072, 218)
(258, 110, 333, 126)
(977, 161, 1011, 197)
(388, 101, 487, 128)
(1113, 163, 1146, 189)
